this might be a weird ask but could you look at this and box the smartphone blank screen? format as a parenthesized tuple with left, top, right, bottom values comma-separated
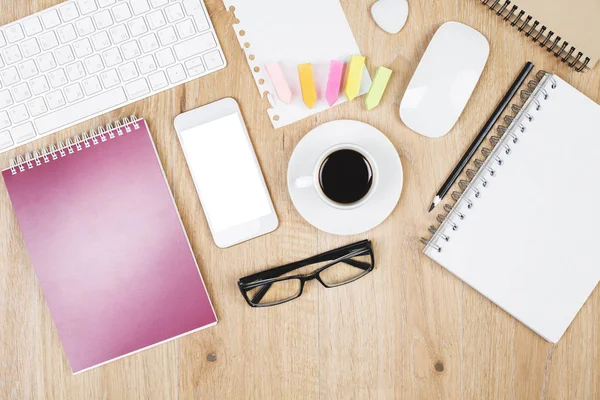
(178, 113, 272, 232)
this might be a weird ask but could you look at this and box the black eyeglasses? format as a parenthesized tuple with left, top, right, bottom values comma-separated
(238, 240, 374, 307)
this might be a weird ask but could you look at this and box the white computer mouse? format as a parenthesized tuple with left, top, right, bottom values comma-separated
(399, 22, 489, 138)
(371, 0, 409, 34)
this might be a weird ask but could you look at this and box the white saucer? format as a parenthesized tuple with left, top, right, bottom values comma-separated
(287, 120, 403, 235)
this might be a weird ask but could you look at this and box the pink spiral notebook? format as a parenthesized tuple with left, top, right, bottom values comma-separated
(2, 116, 217, 374)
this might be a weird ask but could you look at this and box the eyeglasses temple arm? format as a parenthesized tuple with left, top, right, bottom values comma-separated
(239, 240, 372, 284)
(250, 282, 272, 304)
(341, 257, 371, 270)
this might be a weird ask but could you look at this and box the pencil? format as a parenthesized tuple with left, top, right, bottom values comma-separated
(428, 61, 534, 212)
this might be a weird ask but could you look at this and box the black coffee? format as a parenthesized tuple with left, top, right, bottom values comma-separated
(319, 149, 373, 205)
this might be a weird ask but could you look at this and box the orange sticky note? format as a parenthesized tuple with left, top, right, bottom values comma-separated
(298, 63, 317, 109)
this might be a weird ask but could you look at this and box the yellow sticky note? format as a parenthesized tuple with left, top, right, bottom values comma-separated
(298, 63, 317, 109)
(365, 66, 392, 110)
(344, 55, 365, 101)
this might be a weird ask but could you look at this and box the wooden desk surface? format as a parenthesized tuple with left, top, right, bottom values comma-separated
(1, 1, 599, 399)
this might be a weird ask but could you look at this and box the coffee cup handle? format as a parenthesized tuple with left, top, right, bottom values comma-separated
(294, 176, 314, 189)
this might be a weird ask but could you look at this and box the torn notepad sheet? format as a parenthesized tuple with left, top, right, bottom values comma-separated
(222, 0, 372, 128)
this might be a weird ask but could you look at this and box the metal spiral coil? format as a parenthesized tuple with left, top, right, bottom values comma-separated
(479, 0, 590, 72)
(421, 70, 556, 252)
(9, 115, 140, 175)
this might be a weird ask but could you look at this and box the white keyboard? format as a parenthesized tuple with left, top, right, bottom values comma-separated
(0, 0, 226, 154)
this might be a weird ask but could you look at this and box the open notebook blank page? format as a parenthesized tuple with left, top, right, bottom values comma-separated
(425, 75, 600, 343)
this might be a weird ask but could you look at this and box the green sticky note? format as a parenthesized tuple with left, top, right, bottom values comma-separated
(365, 67, 393, 110)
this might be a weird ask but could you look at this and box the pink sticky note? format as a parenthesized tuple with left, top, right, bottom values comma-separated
(326, 60, 345, 106)
(265, 62, 293, 104)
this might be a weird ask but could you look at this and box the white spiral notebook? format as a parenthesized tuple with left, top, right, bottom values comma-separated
(423, 72, 600, 343)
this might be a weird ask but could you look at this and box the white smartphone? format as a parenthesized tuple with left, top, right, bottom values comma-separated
(174, 98, 278, 248)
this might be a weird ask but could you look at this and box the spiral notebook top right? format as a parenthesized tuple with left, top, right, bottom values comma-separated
(482, 0, 600, 71)
(424, 73, 600, 343)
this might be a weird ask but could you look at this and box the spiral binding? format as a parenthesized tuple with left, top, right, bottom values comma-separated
(480, 0, 590, 72)
(8, 115, 140, 176)
(421, 70, 556, 252)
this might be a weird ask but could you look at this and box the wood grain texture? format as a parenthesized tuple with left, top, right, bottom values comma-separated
(1, 0, 599, 399)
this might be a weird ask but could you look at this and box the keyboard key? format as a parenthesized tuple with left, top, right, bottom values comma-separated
(118, 62, 138, 81)
(98, 0, 116, 7)
(128, 18, 148, 37)
(12, 82, 32, 102)
(109, 24, 129, 44)
(28, 97, 48, 117)
(157, 26, 177, 46)
(0, 130, 13, 150)
(121, 41, 141, 60)
(0, 32, 6, 48)
(125, 77, 150, 98)
(0, 89, 14, 108)
(17, 60, 39, 79)
(173, 32, 216, 60)
(166, 64, 186, 84)
(78, 0, 98, 15)
(112, 3, 132, 23)
(23, 17, 43, 36)
(35, 87, 127, 134)
(64, 83, 84, 102)
(137, 55, 156, 74)
(59, 3, 80, 22)
(84, 54, 104, 74)
(12, 122, 36, 143)
(94, 10, 113, 30)
(203, 49, 224, 70)
(102, 47, 122, 67)
(9, 104, 29, 124)
(146, 10, 166, 30)
(21, 38, 41, 57)
(183, 0, 203, 14)
(1, 45, 23, 65)
(48, 68, 68, 88)
(55, 45, 75, 65)
(82, 76, 102, 95)
(36, 53, 57, 72)
(185, 56, 205, 76)
(139, 33, 159, 53)
(57, 24, 78, 43)
(155, 48, 175, 67)
(100, 69, 120, 88)
(41, 10, 62, 29)
(0, 67, 20, 86)
(75, 17, 96, 36)
(0, 56, 3, 69)
(148, 70, 167, 90)
(39, 31, 59, 51)
(66, 61, 86, 80)
(165, 4, 185, 23)
(5, 24, 25, 43)
(73, 38, 93, 58)
(91, 31, 111, 51)
(130, 0, 150, 15)
(176, 19, 196, 39)
(186, 1, 209, 32)
(150, 0, 168, 8)
(0, 111, 10, 129)
(30, 76, 50, 95)
(45, 90, 67, 109)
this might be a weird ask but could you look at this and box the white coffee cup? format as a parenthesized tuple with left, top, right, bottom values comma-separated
(294, 143, 379, 210)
